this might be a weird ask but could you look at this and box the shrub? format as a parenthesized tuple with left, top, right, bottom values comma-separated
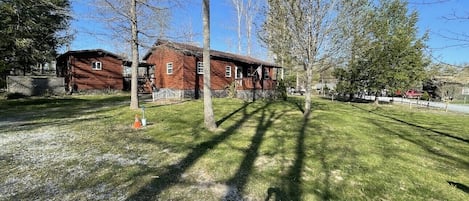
(225, 82, 237, 98)
(422, 91, 430, 101)
(275, 79, 288, 100)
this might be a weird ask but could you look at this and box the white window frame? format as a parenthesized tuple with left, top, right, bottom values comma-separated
(91, 61, 102, 70)
(166, 62, 173, 74)
(197, 61, 204, 74)
(225, 66, 231, 77)
(235, 66, 243, 79)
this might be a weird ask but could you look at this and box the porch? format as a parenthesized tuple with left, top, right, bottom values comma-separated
(234, 78, 278, 90)
(123, 61, 155, 93)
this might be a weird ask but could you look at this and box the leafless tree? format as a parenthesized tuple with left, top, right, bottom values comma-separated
(262, 0, 338, 117)
(408, 0, 451, 5)
(228, 0, 263, 56)
(441, 11, 469, 50)
(410, 0, 468, 66)
(92, 0, 172, 51)
(230, 0, 244, 54)
(89, 0, 175, 109)
(244, 0, 261, 56)
(203, 0, 217, 130)
(129, 0, 139, 109)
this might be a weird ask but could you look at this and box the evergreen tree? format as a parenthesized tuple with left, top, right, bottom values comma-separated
(0, 0, 71, 80)
(333, 0, 373, 100)
(366, 0, 428, 97)
(335, 0, 428, 101)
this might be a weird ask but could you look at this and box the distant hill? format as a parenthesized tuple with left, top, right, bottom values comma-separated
(435, 66, 469, 84)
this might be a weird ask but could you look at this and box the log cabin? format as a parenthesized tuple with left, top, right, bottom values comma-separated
(143, 40, 283, 100)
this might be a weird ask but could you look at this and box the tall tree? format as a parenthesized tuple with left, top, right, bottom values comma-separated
(244, 0, 260, 56)
(335, 0, 428, 102)
(93, 0, 173, 109)
(261, 0, 338, 117)
(229, 0, 263, 56)
(129, 0, 139, 109)
(230, 0, 244, 54)
(259, 0, 297, 84)
(203, 0, 217, 130)
(366, 0, 428, 99)
(92, 0, 171, 51)
(0, 0, 71, 83)
(333, 0, 373, 100)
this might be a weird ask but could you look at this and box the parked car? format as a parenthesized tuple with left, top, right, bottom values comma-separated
(403, 90, 423, 99)
(288, 87, 306, 95)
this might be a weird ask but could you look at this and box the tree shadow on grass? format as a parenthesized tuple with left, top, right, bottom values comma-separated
(352, 103, 469, 168)
(264, 187, 287, 201)
(145, 99, 192, 108)
(330, 96, 394, 105)
(223, 106, 288, 200)
(216, 102, 252, 126)
(370, 117, 469, 168)
(265, 112, 310, 201)
(285, 114, 309, 201)
(263, 99, 331, 201)
(125, 102, 272, 200)
(351, 104, 469, 144)
(0, 96, 130, 132)
(448, 181, 469, 194)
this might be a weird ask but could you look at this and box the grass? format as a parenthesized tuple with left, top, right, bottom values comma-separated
(0, 94, 468, 200)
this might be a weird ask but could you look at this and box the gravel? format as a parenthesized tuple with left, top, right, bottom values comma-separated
(0, 119, 147, 200)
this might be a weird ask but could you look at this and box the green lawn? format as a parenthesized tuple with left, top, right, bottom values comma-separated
(0, 95, 468, 200)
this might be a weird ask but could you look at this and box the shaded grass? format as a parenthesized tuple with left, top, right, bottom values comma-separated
(0, 95, 468, 200)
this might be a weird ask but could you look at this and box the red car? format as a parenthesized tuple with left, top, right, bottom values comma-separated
(403, 90, 423, 99)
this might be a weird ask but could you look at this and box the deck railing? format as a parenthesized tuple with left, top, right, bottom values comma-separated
(235, 78, 277, 90)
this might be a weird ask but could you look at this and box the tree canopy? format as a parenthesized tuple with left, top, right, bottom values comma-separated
(334, 0, 428, 99)
(0, 0, 71, 78)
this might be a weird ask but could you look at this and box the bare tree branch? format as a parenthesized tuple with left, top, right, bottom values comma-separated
(408, 0, 451, 5)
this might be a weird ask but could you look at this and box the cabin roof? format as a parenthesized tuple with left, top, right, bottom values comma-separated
(143, 39, 282, 68)
(57, 49, 123, 60)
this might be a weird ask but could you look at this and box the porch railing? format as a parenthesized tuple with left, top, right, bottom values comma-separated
(235, 78, 276, 90)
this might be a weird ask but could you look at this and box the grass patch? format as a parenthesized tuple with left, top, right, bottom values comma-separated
(0, 95, 468, 200)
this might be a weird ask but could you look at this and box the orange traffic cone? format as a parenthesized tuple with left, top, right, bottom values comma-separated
(133, 114, 142, 129)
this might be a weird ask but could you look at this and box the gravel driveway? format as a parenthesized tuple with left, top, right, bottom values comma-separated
(0, 114, 149, 200)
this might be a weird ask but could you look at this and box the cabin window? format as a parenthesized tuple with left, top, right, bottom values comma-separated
(197, 61, 204, 74)
(263, 68, 269, 79)
(166, 62, 173, 74)
(235, 66, 242, 79)
(225, 66, 231, 77)
(92, 61, 102, 70)
(247, 66, 253, 77)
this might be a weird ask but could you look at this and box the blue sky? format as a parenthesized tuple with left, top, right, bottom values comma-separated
(409, 0, 469, 65)
(69, 0, 469, 66)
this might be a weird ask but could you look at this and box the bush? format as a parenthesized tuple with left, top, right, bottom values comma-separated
(225, 82, 237, 98)
(422, 91, 430, 101)
(275, 80, 288, 101)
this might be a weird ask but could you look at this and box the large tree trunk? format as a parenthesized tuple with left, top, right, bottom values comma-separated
(203, 0, 217, 130)
(129, 0, 139, 109)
